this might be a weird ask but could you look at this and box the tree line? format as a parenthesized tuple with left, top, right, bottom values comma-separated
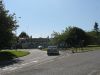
(0, 0, 18, 49)
(50, 22, 100, 48)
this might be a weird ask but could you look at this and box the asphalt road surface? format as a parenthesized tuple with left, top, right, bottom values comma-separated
(1, 50, 100, 75)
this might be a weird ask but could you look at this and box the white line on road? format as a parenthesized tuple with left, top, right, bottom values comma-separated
(2, 67, 18, 71)
(2, 60, 38, 71)
(88, 70, 99, 75)
(21, 60, 38, 66)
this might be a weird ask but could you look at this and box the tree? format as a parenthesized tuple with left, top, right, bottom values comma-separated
(0, 0, 18, 49)
(51, 26, 89, 48)
(93, 22, 100, 44)
(94, 22, 99, 34)
(19, 32, 29, 38)
(66, 27, 89, 47)
(85, 22, 100, 45)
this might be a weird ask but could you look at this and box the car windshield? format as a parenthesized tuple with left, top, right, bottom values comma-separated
(48, 46, 57, 49)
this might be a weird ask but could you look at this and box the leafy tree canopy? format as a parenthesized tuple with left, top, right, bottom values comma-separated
(94, 22, 99, 32)
(0, 0, 18, 49)
(51, 26, 89, 47)
(19, 32, 29, 38)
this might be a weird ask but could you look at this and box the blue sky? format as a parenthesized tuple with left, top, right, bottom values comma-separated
(4, 0, 100, 38)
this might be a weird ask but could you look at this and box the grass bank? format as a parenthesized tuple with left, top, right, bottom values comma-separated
(42, 46, 100, 51)
(0, 50, 30, 61)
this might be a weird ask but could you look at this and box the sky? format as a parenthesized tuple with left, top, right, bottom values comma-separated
(4, 0, 100, 38)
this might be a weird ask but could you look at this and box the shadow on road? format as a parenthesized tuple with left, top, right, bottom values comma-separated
(0, 52, 23, 68)
(0, 58, 23, 68)
(47, 53, 60, 56)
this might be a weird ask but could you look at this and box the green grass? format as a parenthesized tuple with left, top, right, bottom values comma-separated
(0, 50, 30, 61)
(42, 48, 48, 51)
(43, 46, 100, 51)
(67, 46, 100, 53)
(85, 46, 100, 50)
(88, 45, 100, 47)
(4, 50, 30, 57)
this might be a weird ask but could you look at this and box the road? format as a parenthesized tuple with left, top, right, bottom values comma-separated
(1, 50, 100, 75)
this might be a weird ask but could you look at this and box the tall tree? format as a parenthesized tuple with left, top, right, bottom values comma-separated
(51, 26, 89, 48)
(0, 0, 18, 49)
(66, 27, 89, 47)
(94, 22, 99, 36)
(19, 32, 29, 38)
(94, 22, 99, 31)
(93, 22, 100, 44)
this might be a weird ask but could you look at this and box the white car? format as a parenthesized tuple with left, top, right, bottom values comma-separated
(47, 46, 59, 55)
(38, 46, 43, 49)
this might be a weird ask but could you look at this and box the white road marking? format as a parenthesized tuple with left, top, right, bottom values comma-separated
(2, 60, 38, 71)
(21, 60, 38, 66)
(32, 60, 38, 62)
(2, 67, 18, 71)
(88, 70, 99, 75)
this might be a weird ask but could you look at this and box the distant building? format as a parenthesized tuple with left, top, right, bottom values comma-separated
(17, 37, 50, 49)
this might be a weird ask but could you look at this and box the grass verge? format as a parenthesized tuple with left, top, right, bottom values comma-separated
(67, 46, 100, 53)
(42, 48, 48, 51)
(0, 50, 30, 61)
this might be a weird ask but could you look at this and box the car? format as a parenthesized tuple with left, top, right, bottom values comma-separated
(47, 46, 59, 55)
(38, 46, 43, 49)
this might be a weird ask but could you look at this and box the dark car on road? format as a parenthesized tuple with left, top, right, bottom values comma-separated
(47, 46, 59, 55)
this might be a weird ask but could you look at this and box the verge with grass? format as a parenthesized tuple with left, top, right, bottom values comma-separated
(42, 48, 48, 51)
(0, 50, 30, 61)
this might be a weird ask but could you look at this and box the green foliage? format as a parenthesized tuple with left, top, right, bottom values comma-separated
(51, 32, 60, 44)
(94, 22, 99, 33)
(93, 22, 100, 44)
(67, 27, 88, 44)
(19, 32, 29, 38)
(0, 50, 30, 61)
(51, 26, 89, 48)
(86, 22, 100, 45)
(6, 50, 30, 57)
(0, 1, 18, 49)
(87, 32, 100, 45)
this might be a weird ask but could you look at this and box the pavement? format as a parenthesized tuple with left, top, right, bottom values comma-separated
(1, 49, 100, 75)
(0, 49, 70, 75)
